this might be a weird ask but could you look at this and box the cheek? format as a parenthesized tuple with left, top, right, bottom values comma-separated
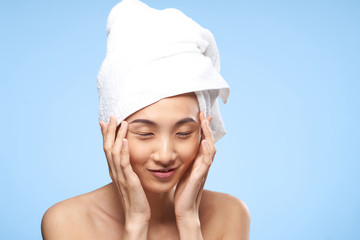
(178, 138, 201, 163)
(127, 139, 151, 165)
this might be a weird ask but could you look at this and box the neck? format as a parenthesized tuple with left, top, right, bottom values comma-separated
(145, 188, 176, 223)
(107, 182, 176, 224)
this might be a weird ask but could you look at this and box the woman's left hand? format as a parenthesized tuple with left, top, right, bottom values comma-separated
(174, 111, 216, 224)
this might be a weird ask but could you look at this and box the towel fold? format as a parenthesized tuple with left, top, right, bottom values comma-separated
(97, 0, 230, 141)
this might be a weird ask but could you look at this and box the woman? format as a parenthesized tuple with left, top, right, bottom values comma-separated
(41, 0, 250, 239)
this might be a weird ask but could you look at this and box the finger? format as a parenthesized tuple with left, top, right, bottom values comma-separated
(199, 171, 209, 192)
(196, 170, 209, 207)
(193, 112, 210, 168)
(105, 116, 117, 148)
(112, 121, 128, 164)
(102, 117, 119, 181)
(195, 143, 211, 200)
(199, 112, 214, 141)
(112, 139, 127, 187)
(198, 111, 206, 141)
(99, 121, 116, 180)
(112, 124, 129, 185)
(120, 139, 139, 184)
(208, 115, 213, 125)
(200, 114, 216, 157)
(192, 140, 212, 180)
(114, 121, 128, 146)
(207, 115, 216, 144)
(104, 116, 119, 176)
(119, 140, 149, 213)
(201, 139, 212, 170)
(99, 121, 108, 143)
(189, 141, 212, 203)
(201, 114, 213, 143)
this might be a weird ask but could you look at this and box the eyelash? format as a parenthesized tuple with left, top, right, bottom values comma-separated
(136, 132, 192, 138)
(138, 133, 154, 137)
(176, 132, 192, 138)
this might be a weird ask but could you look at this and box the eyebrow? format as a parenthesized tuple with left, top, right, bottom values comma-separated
(129, 118, 197, 126)
(175, 117, 197, 126)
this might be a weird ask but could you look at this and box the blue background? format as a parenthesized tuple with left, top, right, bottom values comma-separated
(1, 0, 359, 239)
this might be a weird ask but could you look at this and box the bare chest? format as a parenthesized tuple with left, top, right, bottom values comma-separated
(83, 216, 220, 240)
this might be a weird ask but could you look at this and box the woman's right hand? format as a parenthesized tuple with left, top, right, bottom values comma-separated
(100, 116, 151, 234)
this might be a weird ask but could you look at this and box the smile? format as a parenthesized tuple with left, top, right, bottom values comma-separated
(149, 168, 176, 178)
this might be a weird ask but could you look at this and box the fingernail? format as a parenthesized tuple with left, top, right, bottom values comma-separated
(122, 139, 128, 147)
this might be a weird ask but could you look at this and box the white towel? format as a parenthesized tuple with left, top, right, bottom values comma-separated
(97, 0, 230, 141)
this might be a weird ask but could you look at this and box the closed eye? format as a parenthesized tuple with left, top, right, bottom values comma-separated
(138, 132, 154, 137)
(176, 132, 193, 138)
(132, 132, 155, 139)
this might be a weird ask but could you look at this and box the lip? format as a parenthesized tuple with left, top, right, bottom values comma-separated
(149, 168, 176, 178)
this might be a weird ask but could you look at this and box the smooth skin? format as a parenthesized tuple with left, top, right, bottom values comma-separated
(41, 93, 250, 240)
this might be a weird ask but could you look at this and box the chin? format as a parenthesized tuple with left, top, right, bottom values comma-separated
(141, 180, 177, 194)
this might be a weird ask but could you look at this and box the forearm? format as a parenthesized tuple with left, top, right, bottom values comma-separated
(177, 218, 203, 240)
(122, 221, 148, 240)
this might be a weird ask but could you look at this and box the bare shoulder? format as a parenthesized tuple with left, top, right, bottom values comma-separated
(201, 190, 251, 221)
(41, 193, 91, 240)
(201, 190, 251, 240)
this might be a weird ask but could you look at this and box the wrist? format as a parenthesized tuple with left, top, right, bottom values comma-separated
(176, 217, 203, 240)
(123, 221, 149, 240)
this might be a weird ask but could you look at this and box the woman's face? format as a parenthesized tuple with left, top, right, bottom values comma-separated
(125, 93, 201, 193)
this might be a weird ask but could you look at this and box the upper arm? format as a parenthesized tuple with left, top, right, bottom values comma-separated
(41, 201, 79, 240)
(221, 195, 251, 240)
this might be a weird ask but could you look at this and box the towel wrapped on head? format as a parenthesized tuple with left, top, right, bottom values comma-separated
(97, 0, 230, 141)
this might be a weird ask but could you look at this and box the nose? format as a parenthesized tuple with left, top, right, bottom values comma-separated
(152, 137, 176, 167)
